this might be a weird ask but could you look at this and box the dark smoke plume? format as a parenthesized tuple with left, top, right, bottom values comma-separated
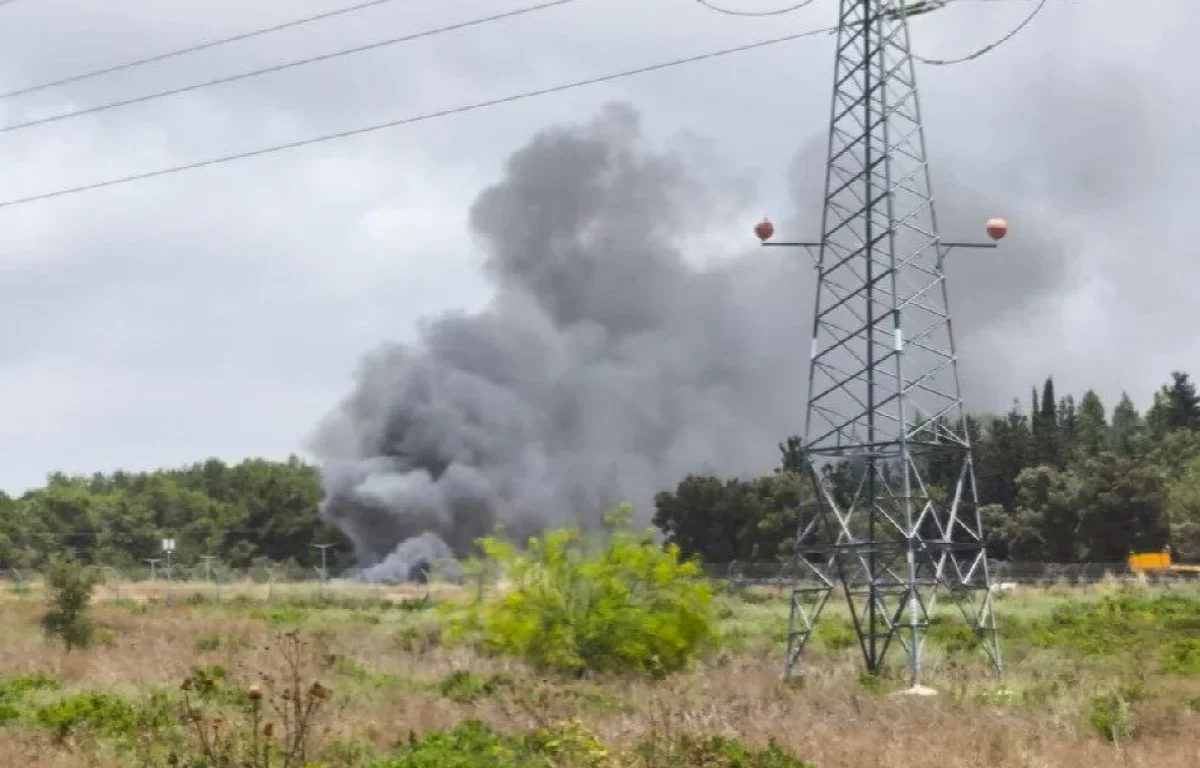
(309, 103, 812, 578)
(309, 100, 1080, 579)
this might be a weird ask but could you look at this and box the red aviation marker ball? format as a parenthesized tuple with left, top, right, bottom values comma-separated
(754, 216, 775, 242)
(986, 217, 1008, 241)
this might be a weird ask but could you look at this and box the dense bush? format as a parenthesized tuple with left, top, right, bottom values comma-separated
(372, 720, 811, 768)
(40, 556, 101, 652)
(446, 504, 715, 678)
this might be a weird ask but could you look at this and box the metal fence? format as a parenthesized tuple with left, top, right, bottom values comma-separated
(4, 558, 1196, 599)
(700, 559, 1200, 587)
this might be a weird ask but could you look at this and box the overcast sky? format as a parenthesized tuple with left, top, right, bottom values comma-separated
(0, 0, 1190, 492)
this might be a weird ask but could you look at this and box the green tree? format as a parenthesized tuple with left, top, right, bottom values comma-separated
(1075, 390, 1108, 460)
(1013, 465, 1081, 562)
(1147, 371, 1200, 433)
(1032, 377, 1061, 466)
(40, 556, 101, 652)
(778, 435, 804, 473)
(974, 403, 1033, 509)
(1109, 392, 1144, 457)
(1165, 454, 1200, 561)
(1073, 454, 1168, 561)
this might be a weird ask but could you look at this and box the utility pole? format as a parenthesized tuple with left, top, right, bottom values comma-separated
(162, 537, 175, 573)
(313, 543, 333, 597)
(200, 555, 220, 602)
(161, 538, 176, 606)
(760, 0, 1004, 688)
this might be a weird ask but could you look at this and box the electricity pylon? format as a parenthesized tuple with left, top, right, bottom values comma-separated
(760, 0, 1004, 687)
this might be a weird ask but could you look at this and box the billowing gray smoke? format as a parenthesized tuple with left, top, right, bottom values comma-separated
(309, 98, 1083, 579)
(353, 532, 458, 584)
(309, 102, 813, 578)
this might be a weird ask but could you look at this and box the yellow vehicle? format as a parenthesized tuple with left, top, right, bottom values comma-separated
(1127, 547, 1200, 575)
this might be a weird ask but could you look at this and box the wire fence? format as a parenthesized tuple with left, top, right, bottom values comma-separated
(2, 557, 1195, 606)
(700, 560, 1200, 587)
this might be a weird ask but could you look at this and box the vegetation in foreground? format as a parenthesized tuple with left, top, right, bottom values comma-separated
(0, 521, 1198, 768)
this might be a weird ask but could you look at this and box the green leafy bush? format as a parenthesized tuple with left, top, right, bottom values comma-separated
(33, 690, 171, 741)
(1088, 692, 1135, 743)
(372, 721, 811, 768)
(634, 733, 814, 768)
(1087, 681, 1143, 743)
(1159, 638, 1200, 675)
(40, 556, 102, 652)
(445, 504, 715, 678)
(0, 672, 60, 724)
(437, 670, 513, 703)
(372, 719, 610, 768)
(1016, 593, 1200, 673)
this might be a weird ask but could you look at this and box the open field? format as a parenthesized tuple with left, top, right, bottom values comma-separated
(1, 578, 1198, 767)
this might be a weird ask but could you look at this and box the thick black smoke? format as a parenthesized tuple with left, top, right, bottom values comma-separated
(309, 103, 811, 578)
(309, 97, 1088, 578)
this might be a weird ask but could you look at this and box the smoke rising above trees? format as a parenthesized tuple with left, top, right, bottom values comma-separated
(304, 97, 1187, 579)
(308, 103, 812, 578)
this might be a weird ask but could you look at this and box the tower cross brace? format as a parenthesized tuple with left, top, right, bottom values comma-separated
(772, 0, 1004, 684)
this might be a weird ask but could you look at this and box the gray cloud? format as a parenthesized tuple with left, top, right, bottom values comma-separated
(0, 0, 1192, 499)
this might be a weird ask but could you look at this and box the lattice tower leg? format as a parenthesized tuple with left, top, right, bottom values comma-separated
(782, 0, 1003, 684)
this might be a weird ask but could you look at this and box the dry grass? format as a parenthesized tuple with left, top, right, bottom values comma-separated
(0, 579, 1197, 767)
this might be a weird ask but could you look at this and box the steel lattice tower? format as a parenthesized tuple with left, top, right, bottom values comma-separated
(768, 1, 1004, 686)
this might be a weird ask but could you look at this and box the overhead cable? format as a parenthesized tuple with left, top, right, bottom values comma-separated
(909, 0, 1051, 65)
(0, 0, 411, 101)
(692, 0, 816, 17)
(0, 25, 837, 211)
(0, 0, 580, 136)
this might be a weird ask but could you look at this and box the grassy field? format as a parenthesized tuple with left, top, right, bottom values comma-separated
(1, 576, 1198, 767)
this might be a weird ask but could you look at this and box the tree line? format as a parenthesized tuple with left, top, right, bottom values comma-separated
(3, 373, 1200, 571)
(0, 457, 347, 572)
(653, 373, 1200, 565)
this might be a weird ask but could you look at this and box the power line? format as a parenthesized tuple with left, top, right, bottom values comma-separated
(0, 25, 836, 211)
(0, 0, 580, 137)
(692, 0, 816, 17)
(0, 0, 410, 101)
(910, 0, 1052, 65)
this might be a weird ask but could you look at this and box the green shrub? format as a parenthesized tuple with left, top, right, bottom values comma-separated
(445, 504, 715, 678)
(1088, 692, 1134, 743)
(33, 690, 171, 741)
(373, 721, 812, 768)
(0, 671, 61, 700)
(0, 672, 60, 724)
(634, 733, 813, 768)
(1087, 682, 1143, 743)
(372, 719, 609, 768)
(1021, 593, 1200, 661)
(1159, 638, 1200, 675)
(437, 670, 513, 703)
(39, 556, 101, 652)
(195, 633, 222, 651)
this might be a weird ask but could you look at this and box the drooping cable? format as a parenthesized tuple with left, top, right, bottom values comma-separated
(0, 25, 837, 210)
(0, 0, 581, 136)
(908, 0, 1051, 66)
(0, 0, 411, 101)
(692, 0, 816, 17)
